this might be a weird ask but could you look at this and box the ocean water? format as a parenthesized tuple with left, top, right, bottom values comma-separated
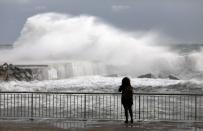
(0, 75, 203, 93)
(1, 76, 203, 121)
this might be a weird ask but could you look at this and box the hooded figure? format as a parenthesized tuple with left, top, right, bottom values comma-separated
(119, 77, 133, 123)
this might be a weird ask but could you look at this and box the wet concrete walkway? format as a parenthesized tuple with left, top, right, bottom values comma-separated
(0, 119, 203, 131)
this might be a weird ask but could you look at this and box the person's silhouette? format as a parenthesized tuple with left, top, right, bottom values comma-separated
(119, 77, 133, 123)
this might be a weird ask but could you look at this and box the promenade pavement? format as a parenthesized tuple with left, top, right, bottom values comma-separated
(0, 119, 203, 131)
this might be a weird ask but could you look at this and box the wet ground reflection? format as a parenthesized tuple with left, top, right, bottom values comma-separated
(1, 119, 203, 131)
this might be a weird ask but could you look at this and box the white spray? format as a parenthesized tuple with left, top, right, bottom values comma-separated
(0, 13, 188, 76)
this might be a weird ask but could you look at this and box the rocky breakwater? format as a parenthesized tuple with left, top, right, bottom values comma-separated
(0, 63, 33, 81)
(138, 73, 180, 80)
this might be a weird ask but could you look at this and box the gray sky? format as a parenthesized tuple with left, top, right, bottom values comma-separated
(0, 0, 203, 45)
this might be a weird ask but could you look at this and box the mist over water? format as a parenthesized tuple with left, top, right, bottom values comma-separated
(0, 13, 202, 77)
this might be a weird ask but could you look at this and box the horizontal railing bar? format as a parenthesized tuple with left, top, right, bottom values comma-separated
(0, 91, 203, 96)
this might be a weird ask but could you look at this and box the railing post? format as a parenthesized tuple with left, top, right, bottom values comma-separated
(195, 95, 197, 120)
(84, 94, 86, 120)
(0, 93, 1, 117)
(139, 95, 141, 120)
(30, 93, 34, 120)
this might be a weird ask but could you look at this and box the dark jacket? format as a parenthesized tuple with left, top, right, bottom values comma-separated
(119, 85, 133, 106)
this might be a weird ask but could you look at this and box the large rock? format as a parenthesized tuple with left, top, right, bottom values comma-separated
(168, 75, 179, 80)
(0, 63, 33, 81)
(137, 73, 180, 80)
(137, 73, 156, 78)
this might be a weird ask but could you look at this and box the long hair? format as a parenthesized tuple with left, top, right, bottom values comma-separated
(121, 77, 131, 87)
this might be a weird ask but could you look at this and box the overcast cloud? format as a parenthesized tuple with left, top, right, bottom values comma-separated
(0, 0, 203, 44)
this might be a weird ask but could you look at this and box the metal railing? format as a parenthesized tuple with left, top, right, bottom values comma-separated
(0, 92, 203, 121)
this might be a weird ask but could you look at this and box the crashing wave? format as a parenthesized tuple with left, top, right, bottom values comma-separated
(0, 76, 202, 93)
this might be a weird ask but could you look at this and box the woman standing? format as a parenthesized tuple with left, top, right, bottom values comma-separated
(119, 77, 133, 123)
